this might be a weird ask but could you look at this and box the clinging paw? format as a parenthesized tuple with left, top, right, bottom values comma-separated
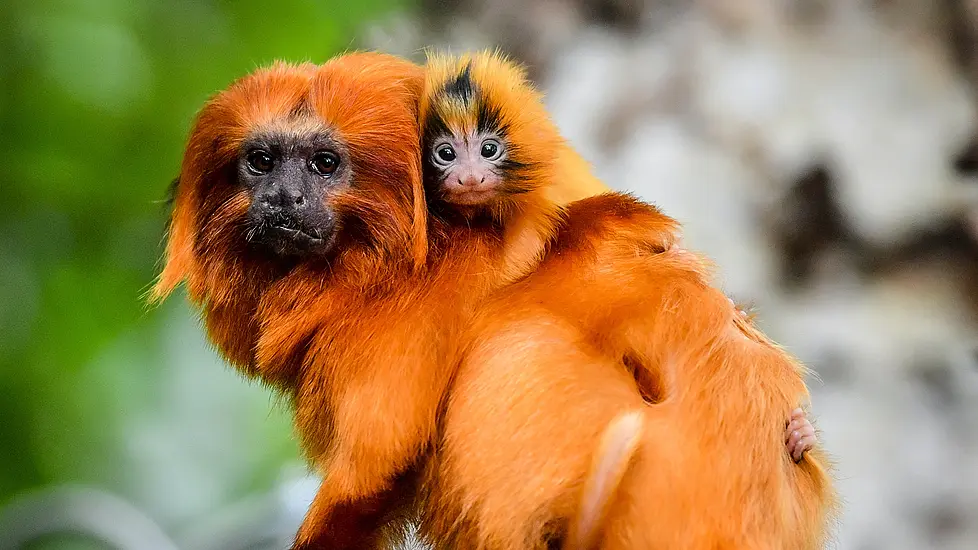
(785, 408, 817, 462)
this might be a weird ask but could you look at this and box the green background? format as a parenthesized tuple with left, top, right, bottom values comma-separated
(0, 0, 412, 539)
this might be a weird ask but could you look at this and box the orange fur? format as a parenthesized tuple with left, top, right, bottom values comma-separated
(152, 53, 447, 549)
(152, 51, 608, 550)
(414, 54, 837, 549)
(420, 49, 607, 206)
(152, 60, 320, 371)
(153, 50, 834, 550)
(420, 50, 609, 283)
(421, 194, 836, 549)
(549, 140, 610, 204)
(565, 410, 646, 550)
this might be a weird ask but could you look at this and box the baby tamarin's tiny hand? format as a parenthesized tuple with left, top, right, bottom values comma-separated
(785, 408, 817, 462)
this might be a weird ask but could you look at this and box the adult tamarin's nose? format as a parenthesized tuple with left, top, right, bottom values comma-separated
(259, 184, 306, 212)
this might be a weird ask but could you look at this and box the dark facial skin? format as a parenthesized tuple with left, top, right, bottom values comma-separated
(429, 130, 507, 205)
(238, 131, 350, 258)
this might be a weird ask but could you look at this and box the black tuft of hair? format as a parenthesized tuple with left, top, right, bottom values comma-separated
(443, 62, 474, 103)
(477, 100, 505, 136)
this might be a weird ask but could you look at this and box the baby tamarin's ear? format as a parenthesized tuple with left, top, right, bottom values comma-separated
(564, 410, 645, 550)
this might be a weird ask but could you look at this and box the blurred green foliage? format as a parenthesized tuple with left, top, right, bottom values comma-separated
(0, 0, 411, 527)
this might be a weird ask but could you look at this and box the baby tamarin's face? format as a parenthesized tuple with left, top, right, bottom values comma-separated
(421, 52, 562, 215)
(428, 129, 508, 205)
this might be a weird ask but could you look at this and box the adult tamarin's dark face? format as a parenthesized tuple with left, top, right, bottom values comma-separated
(238, 127, 350, 257)
(152, 53, 427, 305)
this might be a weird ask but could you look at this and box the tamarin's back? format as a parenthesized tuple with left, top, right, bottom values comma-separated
(427, 193, 835, 549)
(553, 194, 833, 548)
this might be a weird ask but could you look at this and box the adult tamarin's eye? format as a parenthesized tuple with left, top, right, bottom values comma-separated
(435, 144, 457, 164)
(480, 139, 502, 160)
(310, 151, 340, 177)
(246, 150, 275, 174)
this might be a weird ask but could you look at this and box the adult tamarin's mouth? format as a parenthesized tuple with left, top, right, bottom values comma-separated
(248, 216, 336, 257)
(269, 224, 325, 244)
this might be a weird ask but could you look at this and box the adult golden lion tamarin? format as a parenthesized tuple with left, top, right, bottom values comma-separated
(153, 54, 442, 548)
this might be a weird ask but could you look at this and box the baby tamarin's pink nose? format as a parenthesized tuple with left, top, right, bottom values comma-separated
(459, 173, 484, 187)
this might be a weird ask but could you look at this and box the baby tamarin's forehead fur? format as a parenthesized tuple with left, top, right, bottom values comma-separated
(420, 50, 562, 173)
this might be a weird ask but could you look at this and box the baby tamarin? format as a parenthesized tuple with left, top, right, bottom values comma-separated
(420, 49, 609, 282)
(416, 51, 834, 549)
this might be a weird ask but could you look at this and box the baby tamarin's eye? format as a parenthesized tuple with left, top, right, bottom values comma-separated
(480, 139, 502, 160)
(435, 144, 457, 165)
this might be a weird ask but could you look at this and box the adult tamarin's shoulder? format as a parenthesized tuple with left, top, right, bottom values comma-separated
(552, 193, 683, 256)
